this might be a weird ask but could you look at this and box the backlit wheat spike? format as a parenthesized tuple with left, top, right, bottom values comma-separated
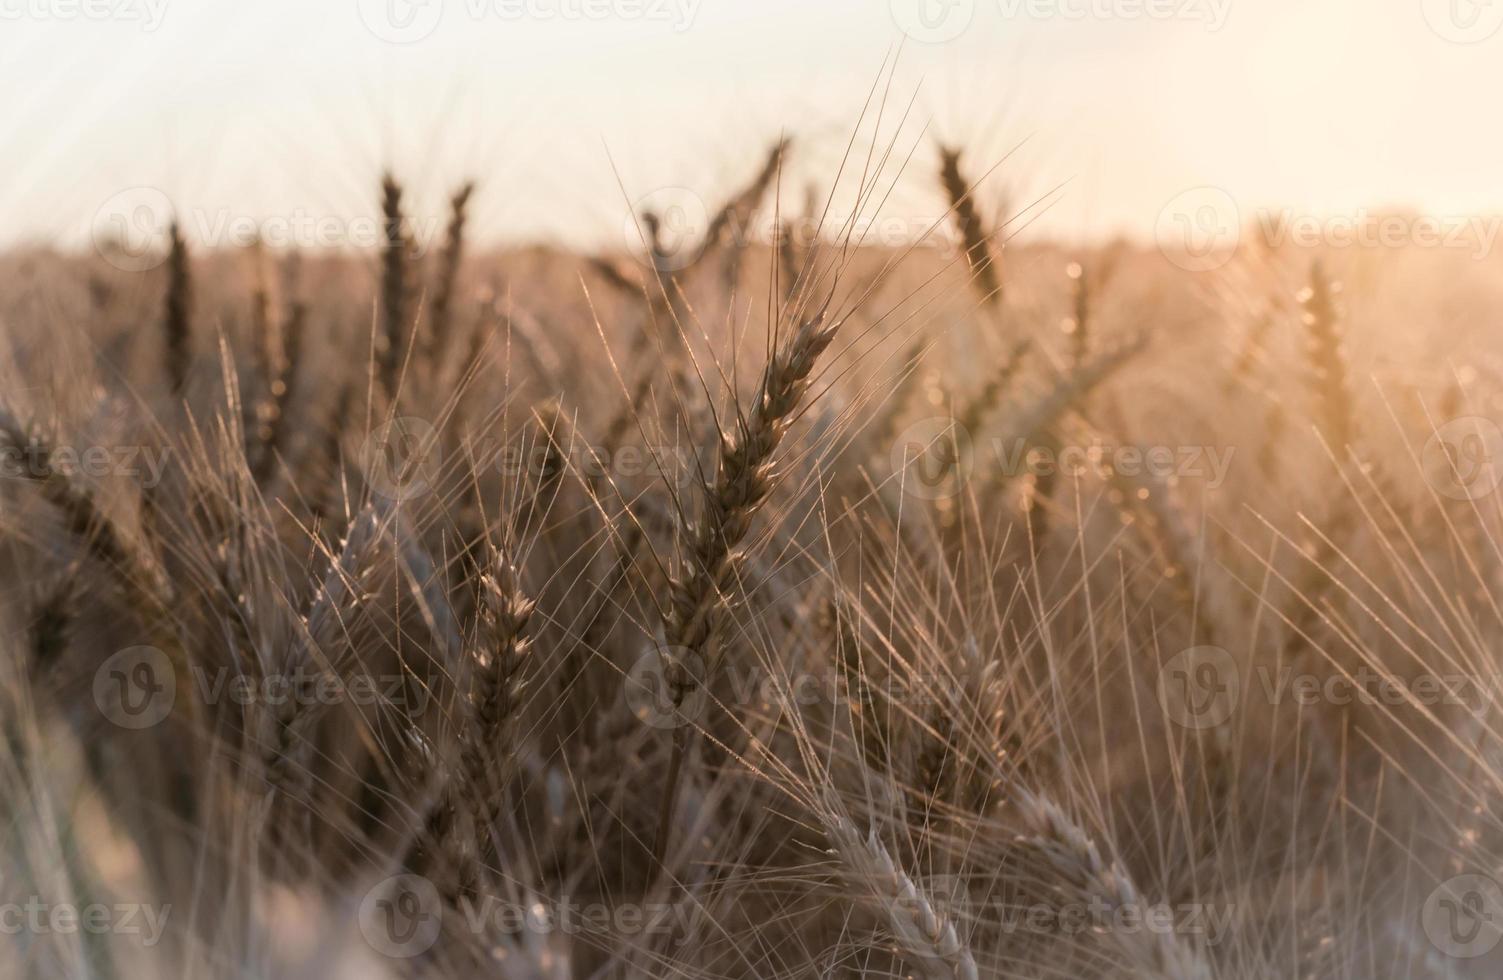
(467, 549, 535, 786)
(1015, 788, 1213, 980)
(0, 407, 172, 612)
(705, 136, 792, 253)
(379, 172, 412, 398)
(456, 549, 536, 879)
(422, 545, 536, 899)
(992, 334, 1149, 485)
(654, 300, 842, 864)
(823, 801, 980, 980)
(430, 180, 475, 364)
(1301, 260, 1355, 457)
(164, 219, 193, 397)
(957, 338, 1031, 438)
(938, 144, 1002, 309)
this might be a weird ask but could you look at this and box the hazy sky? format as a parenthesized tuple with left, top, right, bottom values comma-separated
(3, 0, 1501, 255)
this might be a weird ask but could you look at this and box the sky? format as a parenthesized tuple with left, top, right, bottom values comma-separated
(2, 0, 1502, 256)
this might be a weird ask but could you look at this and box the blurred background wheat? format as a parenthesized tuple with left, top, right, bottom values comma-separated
(5, 3, 1503, 979)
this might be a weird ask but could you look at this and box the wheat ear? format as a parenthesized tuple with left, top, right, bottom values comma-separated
(0, 408, 171, 611)
(413, 543, 535, 898)
(430, 180, 475, 365)
(937, 144, 1002, 309)
(465, 549, 535, 794)
(1014, 789, 1212, 980)
(379, 172, 412, 398)
(823, 805, 979, 980)
(1301, 260, 1354, 456)
(956, 338, 1031, 436)
(705, 136, 793, 251)
(163, 219, 192, 397)
(653, 301, 841, 863)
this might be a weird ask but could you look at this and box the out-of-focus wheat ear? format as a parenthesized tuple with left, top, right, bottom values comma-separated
(988, 333, 1148, 479)
(705, 135, 793, 296)
(1107, 457, 1215, 647)
(823, 805, 980, 980)
(1300, 260, 1355, 457)
(937, 144, 1002, 311)
(1024, 262, 1094, 553)
(430, 180, 475, 365)
(379, 172, 411, 399)
(249, 237, 275, 365)
(995, 336, 1146, 553)
(956, 338, 1030, 436)
(1014, 788, 1213, 980)
(780, 180, 819, 304)
(705, 136, 792, 255)
(998, 334, 1149, 452)
(654, 300, 842, 865)
(163, 219, 193, 397)
(0, 407, 173, 612)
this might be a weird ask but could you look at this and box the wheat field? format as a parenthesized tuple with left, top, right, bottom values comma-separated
(3, 57, 1503, 979)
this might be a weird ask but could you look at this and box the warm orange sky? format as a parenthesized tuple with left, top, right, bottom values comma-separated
(3, 0, 1501, 255)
